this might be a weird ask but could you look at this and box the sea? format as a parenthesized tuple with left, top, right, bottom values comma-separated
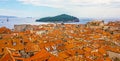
(0, 17, 119, 29)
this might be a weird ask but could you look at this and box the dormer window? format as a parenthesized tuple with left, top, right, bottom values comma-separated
(45, 47, 50, 51)
(13, 42, 17, 46)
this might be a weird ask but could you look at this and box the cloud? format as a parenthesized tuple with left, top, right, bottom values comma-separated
(3, 0, 118, 18)
(66, 7, 120, 18)
(18, 0, 120, 8)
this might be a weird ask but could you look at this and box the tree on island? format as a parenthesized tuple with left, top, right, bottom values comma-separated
(36, 14, 79, 22)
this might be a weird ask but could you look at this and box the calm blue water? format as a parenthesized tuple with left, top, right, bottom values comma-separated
(0, 18, 49, 29)
(0, 18, 118, 29)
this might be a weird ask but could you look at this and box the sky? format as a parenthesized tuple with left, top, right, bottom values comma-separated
(0, 0, 120, 18)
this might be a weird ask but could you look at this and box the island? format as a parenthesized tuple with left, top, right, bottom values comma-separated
(36, 14, 79, 22)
